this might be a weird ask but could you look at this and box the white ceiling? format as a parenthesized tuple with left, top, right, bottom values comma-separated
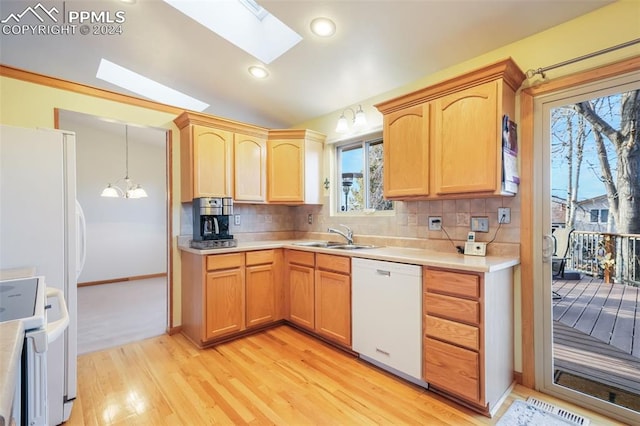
(0, 0, 614, 128)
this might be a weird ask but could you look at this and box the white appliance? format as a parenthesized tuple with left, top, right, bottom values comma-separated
(0, 275, 70, 425)
(0, 125, 85, 425)
(352, 258, 426, 386)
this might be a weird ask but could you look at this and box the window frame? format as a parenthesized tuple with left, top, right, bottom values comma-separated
(333, 132, 393, 217)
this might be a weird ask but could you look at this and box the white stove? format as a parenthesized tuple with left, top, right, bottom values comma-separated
(0, 274, 69, 426)
(0, 276, 46, 331)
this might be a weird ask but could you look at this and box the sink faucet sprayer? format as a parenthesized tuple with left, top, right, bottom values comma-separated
(328, 224, 353, 245)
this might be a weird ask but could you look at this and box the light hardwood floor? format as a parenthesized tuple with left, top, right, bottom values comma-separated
(67, 325, 624, 425)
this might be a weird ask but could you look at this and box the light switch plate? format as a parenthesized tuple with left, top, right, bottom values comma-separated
(470, 217, 489, 232)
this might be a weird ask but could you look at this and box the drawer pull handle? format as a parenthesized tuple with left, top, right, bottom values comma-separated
(376, 269, 391, 277)
(375, 348, 390, 356)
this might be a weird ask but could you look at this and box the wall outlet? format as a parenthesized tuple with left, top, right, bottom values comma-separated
(428, 216, 442, 231)
(470, 217, 489, 232)
(265, 214, 272, 224)
(498, 207, 511, 224)
(234, 214, 241, 226)
(308, 213, 313, 225)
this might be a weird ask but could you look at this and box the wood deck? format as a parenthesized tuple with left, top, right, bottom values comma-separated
(553, 276, 640, 357)
(552, 276, 640, 398)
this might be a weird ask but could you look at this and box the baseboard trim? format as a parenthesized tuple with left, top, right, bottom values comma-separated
(167, 325, 183, 336)
(514, 371, 524, 386)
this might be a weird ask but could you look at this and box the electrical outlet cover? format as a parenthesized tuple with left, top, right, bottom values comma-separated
(428, 216, 442, 231)
(498, 207, 511, 224)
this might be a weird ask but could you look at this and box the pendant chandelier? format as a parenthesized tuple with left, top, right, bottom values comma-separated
(100, 125, 148, 199)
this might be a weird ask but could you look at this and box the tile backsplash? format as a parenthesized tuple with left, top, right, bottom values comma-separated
(181, 194, 520, 256)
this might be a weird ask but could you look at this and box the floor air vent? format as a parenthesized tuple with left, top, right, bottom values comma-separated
(526, 397, 590, 426)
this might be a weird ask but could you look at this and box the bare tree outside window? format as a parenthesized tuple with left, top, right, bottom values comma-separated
(337, 136, 393, 213)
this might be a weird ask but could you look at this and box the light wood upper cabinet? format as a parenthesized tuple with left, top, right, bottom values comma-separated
(375, 58, 525, 199)
(194, 125, 233, 198)
(234, 133, 267, 202)
(383, 103, 430, 198)
(267, 129, 325, 204)
(433, 81, 499, 194)
(174, 111, 268, 202)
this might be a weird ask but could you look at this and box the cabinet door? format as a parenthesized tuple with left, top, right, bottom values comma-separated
(235, 133, 266, 201)
(383, 103, 430, 198)
(288, 263, 314, 329)
(267, 139, 304, 203)
(246, 263, 275, 328)
(315, 269, 351, 347)
(193, 125, 233, 197)
(205, 268, 245, 340)
(433, 81, 498, 194)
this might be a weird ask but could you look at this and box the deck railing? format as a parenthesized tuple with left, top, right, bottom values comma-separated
(567, 231, 640, 286)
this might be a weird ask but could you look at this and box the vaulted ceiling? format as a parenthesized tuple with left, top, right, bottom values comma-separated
(0, 0, 614, 128)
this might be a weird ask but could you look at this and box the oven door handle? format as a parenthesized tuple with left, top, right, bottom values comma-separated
(46, 287, 70, 344)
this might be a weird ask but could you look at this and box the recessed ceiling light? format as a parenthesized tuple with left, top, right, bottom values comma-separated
(96, 58, 210, 112)
(310, 17, 336, 37)
(248, 66, 269, 79)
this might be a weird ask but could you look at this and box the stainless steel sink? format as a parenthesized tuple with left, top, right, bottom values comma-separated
(291, 241, 378, 249)
(291, 241, 343, 248)
(328, 244, 379, 250)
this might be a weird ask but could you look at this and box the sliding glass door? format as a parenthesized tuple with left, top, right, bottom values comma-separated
(533, 72, 640, 424)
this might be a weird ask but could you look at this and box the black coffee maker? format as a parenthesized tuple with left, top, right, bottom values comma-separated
(192, 197, 234, 241)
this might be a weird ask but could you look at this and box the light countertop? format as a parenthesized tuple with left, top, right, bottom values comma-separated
(0, 320, 24, 426)
(178, 239, 519, 273)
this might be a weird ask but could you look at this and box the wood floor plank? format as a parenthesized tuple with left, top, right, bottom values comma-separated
(67, 325, 626, 425)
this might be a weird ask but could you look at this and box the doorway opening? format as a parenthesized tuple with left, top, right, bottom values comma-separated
(57, 110, 170, 354)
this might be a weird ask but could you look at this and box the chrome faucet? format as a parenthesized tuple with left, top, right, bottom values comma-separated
(328, 224, 353, 245)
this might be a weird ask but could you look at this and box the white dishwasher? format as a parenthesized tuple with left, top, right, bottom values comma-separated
(352, 258, 426, 386)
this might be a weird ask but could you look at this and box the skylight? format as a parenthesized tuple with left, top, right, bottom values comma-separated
(96, 59, 210, 112)
(162, 0, 302, 64)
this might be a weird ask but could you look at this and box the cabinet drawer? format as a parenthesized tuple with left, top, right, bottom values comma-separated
(286, 250, 315, 267)
(424, 293, 479, 325)
(424, 337, 480, 403)
(425, 315, 479, 351)
(206, 253, 244, 271)
(246, 249, 275, 266)
(424, 268, 480, 299)
(316, 253, 350, 274)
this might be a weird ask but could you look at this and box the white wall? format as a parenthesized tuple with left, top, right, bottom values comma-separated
(59, 111, 167, 282)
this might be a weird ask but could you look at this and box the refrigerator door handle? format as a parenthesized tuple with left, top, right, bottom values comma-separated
(76, 200, 87, 279)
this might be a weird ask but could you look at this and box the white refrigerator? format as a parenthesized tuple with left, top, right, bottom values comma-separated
(0, 124, 84, 425)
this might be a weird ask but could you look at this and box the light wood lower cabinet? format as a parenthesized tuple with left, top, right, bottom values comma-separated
(286, 250, 316, 330)
(315, 254, 351, 347)
(206, 254, 245, 340)
(285, 250, 352, 348)
(423, 267, 513, 416)
(181, 249, 282, 347)
(245, 250, 278, 328)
